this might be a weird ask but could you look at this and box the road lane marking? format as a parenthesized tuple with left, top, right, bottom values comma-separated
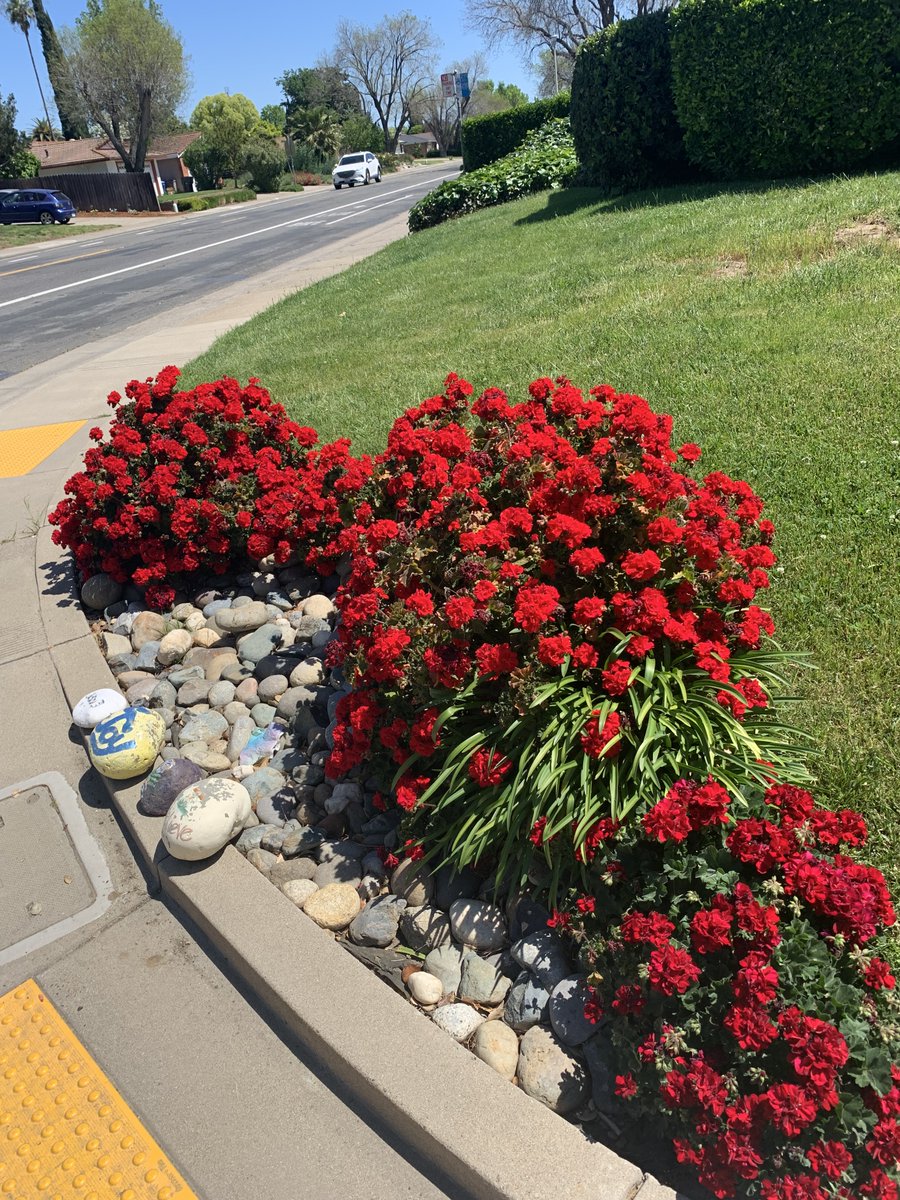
(0, 247, 111, 279)
(0, 172, 458, 309)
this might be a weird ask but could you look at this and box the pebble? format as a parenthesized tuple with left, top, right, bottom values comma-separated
(317, 838, 365, 863)
(303, 594, 335, 620)
(237, 624, 284, 664)
(302, 882, 361, 930)
(431, 1003, 484, 1042)
(390, 859, 433, 907)
(193, 628, 223, 648)
(504, 972, 551, 1032)
(183, 646, 238, 682)
(179, 711, 228, 745)
(251, 703, 277, 728)
(269, 857, 318, 886)
(549, 976, 597, 1048)
(235, 678, 258, 705)
(207, 680, 236, 707)
(202, 598, 232, 618)
(275, 686, 315, 720)
(172, 602, 196, 621)
(177, 679, 212, 707)
(126, 678, 158, 706)
(458, 955, 513, 1005)
(168, 666, 204, 687)
(517, 1026, 589, 1114)
(243, 766, 286, 804)
(236, 824, 279, 854)
(281, 878, 318, 906)
(216, 601, 268, 632)
(281, 827, 325, 857)
(424, 944, 466, 995)
(149, 680, 178, 710)
(179, 745, 231, 772)
(253, 787, 295, 828)
(257, 674, 289, 703)
(223, 701, 250, 725)
(510, 931, 570, 990)
(81, 573, 122, 611)
(246, 847, 278, 875)
(449, 899, 507, 953)
(398, 905, 452, 952)
(220, 661, 254, 684)
(289, 658, 324, 687)
(313, 856, 362, 888)
(408, 971, 443, 1006)
(158, 629, 192, 666)
(472, 1020, 520, 1081)
(226, 715, 256, 762)
(131, 611, 167, 649)
(101, 631, 132, 660)
(349, 898, 402, 947)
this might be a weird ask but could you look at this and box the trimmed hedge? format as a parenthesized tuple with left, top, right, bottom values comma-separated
(160, 188, 256, 213)
(409, 119, 577, 232)
(570, 12, 691, 191)
(461, 93, 570, 172)
(670, 0, 900, 179)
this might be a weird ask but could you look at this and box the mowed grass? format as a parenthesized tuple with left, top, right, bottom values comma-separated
(0, 222, 95, 249)
(185, 172, 900, 893)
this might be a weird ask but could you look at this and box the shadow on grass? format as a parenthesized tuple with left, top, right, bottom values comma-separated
(515, 173, 840, 225)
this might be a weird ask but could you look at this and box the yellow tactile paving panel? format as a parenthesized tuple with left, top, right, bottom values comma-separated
(0, 422, 85, 479)
(0, 980, 197, 1200)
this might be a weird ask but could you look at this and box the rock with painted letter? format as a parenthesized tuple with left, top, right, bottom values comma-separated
(72, 688, 128, 729)
(161, 777, 251, 861)
(88, 706, 165, 779)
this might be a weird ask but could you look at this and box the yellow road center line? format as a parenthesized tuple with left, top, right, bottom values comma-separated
(0, 421, 86, 478)
(0, 978, 197, 1199)
(0, 248, 110, 279)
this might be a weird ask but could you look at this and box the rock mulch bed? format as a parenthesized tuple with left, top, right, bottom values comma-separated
(83, 563, 696, 1192)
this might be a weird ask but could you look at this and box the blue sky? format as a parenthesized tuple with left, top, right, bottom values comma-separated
(1, 0, 537, 131)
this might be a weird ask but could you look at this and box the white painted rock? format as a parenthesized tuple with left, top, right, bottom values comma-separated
(431, 1003, 484, 1042)
(408, 971, 444, 1006)
(72, 687, 128, 729)
(161, 777, 251, 861)
(88, 706, 165, 779)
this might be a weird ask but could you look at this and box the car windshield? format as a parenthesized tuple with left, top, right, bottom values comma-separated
(339, 154, 365, 165)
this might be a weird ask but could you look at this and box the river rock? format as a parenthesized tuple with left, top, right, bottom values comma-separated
(226, 715, 256, 762)
(72, 687, 128, 729)
(245, 847, 278, 875)
(178, 711, 228, 746)
(207, 680, 236, 707)
(449, 899, 507, 953)
(81, 573, 122, 611)
(220, 661, 254, 684)
(101, 631, 132, 660)
(289, 658, 324, 687)
(157, 629, 192, 666)
(235, 678, 258, 705)
(161, 777, 251, 860)
(275, 686, 315, 720)
(88, 706, 165, 779)
(433, 865, 482, 911)
(237, 624, 284, 664)
(504, 972, 551, 1033)
(131, 611, 167, 650)
(349, 898, 402, 947)
(517, 1026, 589, 1114)
(303, 594, 335, 620)
(458, 955, 513, 1005)
(183, 646, 238, 681)
(408, 971, 443, 1006)
(281, 878, 318, 907)
(473, 1020, 520, 1080)
(390, 858, 433, 906)
(179, 745, 231, 772)
(254, 785, 296, 827)
(251, 703, 277, 728)
(424, 944, 466, 995)
(126, 677, 157, 706)
(138, 757, 205, 816)
(236, 824, 279, 854)
(223, 701, 250, 725)
(431, 1003, 484, 1042)
(510, 930, 570, 990)
(399, 905, 452, 952)
(281, 827, 325, 858)
(216, 601, 268, 632)
(270, 857, 318, 886)
(257, 674, 289, 703)
(549, 976, 596, 1048)
(149, 680, 177, 710)
(302, 882, 360, 930)
(313, 856, 362, 888)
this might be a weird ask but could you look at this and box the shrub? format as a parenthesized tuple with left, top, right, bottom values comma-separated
(49, 367, 369, 610)
(670, 0, 900, 180)
(571, 12, 692, 191)
(408, 119, 578, 232)
(378, 152, 402, 174)
(567, 779, 900, 1199)
(461, 92, 570, 171)
(243, 138, 285, 193)
(292, 170, 327, 186)
(326, 374, 811, 896)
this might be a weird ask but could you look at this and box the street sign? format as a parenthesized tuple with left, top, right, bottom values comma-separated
(457, 72, 470, 99)
(441, 72, 456, 98)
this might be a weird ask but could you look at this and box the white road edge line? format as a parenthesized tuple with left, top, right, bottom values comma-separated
(0, 172, 458, 311)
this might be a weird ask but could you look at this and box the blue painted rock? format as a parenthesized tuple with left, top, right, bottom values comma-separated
(161, 777, 251, 861)
(138, 757, 205, 816)
(88, 706, 165, 779)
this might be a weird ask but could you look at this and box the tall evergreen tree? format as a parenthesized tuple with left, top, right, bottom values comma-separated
(31, 0, 89, 138)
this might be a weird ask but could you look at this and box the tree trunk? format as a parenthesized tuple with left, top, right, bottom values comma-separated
(31, 0, 89, 139)
(23, 30, 54, 140)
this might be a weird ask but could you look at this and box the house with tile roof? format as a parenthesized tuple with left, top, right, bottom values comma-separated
(29, 132, 201, 196)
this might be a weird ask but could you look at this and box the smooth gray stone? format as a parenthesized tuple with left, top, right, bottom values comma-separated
(243, 766, 286, 805)
(276, 686, 316, 720)
(348, 899, 402, 948)
(177, 678, 212, 707)
(167, 665, 205, 687)
(549, 976, 597, 1048)
(217, 601, 268, 632)
(449, 899, 507, 952)
(281, 827, 325, 858)
(220, 661, 255, 684)
(504, 971, 551, 1032)
(458, 955, 513, 1006)
(81, 573, 122, 611)
(178, 710, 228, 745)
(433, 865, 482, 911)
(424, 944, 466, 995)
(226, 715, 256, 762)
(269, 857, 318, 886)
(237, 624, 285, 664)
(203, 598, 232, 617)
(250, 703, 277, 728)
(269, 747, 308, 775)
(313, 857, 362, 888)
(231, 593, 255, 607)
(511, 897, 552, 940)
(246, 847, 278, 875)
(257, 675, 289, 703)
(518, 1026, 589, 1115)
(399, 905, 452, 953)
(256, 786, 296, 827)
(316, 838, 366, 863)
(149, 679, 177, 710)
(135, 641, 161, 670)
(235, 824, 280, 855)
(254, 651, 303, 679)
(207, 680, 236, 708)
(126, 678, 157, 706)
(259, 827, 287, 853)
(267, 591, 293, 610)
(510, 930, 571, 989)
(252, 574, 276, 596)
(287, 613, 329, 637)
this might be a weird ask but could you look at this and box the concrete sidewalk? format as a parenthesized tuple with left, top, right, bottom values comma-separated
(0, 194, 685, 1200)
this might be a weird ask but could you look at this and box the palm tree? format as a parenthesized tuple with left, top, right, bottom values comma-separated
(29, 115, 59, 141)
(290, 106, 342, 159)
(5, 0, 55, 138)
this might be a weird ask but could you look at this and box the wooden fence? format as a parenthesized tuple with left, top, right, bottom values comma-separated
(0, 171, 159, 213)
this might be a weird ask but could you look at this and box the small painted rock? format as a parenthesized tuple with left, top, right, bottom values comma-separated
(161, 777, 251, 861)
(88, 706, 165, 779)
(138, 757, 205, 816)
(72, 687, 128, 729)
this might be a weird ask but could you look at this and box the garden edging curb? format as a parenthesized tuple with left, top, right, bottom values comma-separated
(43, 539, 684, 1200)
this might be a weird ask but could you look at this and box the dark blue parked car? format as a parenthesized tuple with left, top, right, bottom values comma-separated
(0, 188, 76, 225)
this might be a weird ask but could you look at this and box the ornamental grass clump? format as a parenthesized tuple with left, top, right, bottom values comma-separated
(326, 373, 811, 894)
(564, 780, 900, 1199)
(49, 366, 371, 610)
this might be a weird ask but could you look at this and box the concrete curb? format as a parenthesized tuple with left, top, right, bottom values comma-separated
(45, 548, 684, 1200)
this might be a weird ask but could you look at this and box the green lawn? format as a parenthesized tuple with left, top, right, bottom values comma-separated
(0, 223, 98, 249)
(184, 171, 900, 894)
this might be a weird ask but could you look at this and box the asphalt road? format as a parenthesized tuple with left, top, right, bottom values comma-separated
(0, 161, 457, 377)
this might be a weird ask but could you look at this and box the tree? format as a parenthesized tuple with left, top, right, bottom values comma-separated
(260, 102, 285, 131)
(339, 111, 382, 153)
(334, 11, 438, 152)
(64, 0, 188, 173)
(464, 0, 675, 61)
(466, 76, 530, 116)
(29, 114, 60, 139)
(531, 47, 574, 97)
(414, 55, 485, 153)
(30, 0, 88, 138)
(242, 136, 284, 192)
(189, 92, 258, 183)
(0, 90, 26, 173)
(277, 65, 361, 124)
(290, 104, 341, 158)
(5, 1, 55, 137)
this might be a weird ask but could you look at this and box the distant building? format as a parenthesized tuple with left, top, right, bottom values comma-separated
(397, 131, 439, 155)
(29, 133, 201, 196)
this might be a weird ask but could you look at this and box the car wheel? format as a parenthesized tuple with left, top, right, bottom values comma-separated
(375, 171, 382, 182)
(364, 170, 370, 185)
(349, 180, 355, 187)
(334, 182, 341, 189)
(60, 217, 71, 224)
(39, 211, 54, 225)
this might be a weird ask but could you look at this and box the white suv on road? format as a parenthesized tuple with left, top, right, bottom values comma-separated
(332, 151, 382, 189)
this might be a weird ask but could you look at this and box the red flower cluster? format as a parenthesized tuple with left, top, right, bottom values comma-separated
(49, 367, 370, 609)
(569, 779, 899, 1200)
